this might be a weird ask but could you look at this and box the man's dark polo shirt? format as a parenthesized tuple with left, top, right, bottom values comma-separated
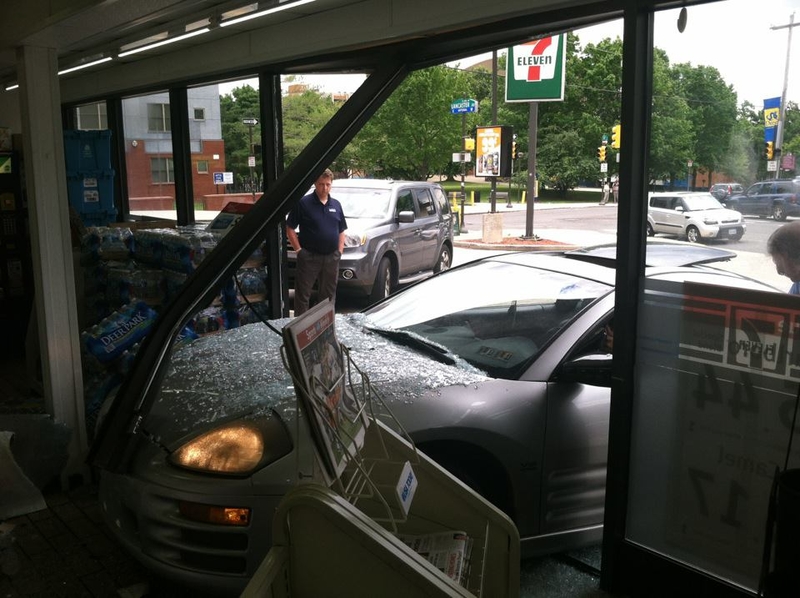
(287, 191, 347, 254)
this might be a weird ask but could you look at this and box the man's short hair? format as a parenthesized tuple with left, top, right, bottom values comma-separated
(767, 221, 800, 260)
(318, 168, 334, 181)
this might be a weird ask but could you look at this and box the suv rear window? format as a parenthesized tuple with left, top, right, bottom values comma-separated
(650, 196, 673, 209)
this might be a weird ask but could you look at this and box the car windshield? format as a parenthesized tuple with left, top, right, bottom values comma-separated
(682, 194, 725, 211)
(333, 186, 392, 218)
(360, 258, 612, 379)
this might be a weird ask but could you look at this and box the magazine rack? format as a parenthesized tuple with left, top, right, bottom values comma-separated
(242, 301, 520, 597)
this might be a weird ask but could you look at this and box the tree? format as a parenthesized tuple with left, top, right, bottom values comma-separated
(220, 85, 261, 191)
(350, 65, 474, 180)
(281, 89, 339, 169)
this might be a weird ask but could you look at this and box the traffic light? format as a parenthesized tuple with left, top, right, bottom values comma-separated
(611, 124, 621, 149)
(766, 141, 774, 160)
(597, 146, 606, 162)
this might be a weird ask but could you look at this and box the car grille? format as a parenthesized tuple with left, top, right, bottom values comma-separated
(721, 218, 740, 224)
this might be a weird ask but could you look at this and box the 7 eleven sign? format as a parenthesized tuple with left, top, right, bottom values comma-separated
(505, 34, 567, 102)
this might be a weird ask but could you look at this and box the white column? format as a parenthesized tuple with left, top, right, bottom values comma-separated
(16, 44, 88, 484)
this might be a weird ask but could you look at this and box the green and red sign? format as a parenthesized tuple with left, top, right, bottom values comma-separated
(505, 34, 567, 103)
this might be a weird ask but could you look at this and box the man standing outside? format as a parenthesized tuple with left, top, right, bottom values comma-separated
(599, 179, 611, 205)
(767, 221, 800, 294)
(286, 169, 347, 315)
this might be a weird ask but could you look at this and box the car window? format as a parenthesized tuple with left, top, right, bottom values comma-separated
(650, 197, 670, 209)
(747, 184, 762, 196)
(432, 186, 451, 215)
(363, 259, 612, 379)
(415, 188, 437, 216)
(776, 182, 794, 194)
(395, 189, 416, 216)
(335, 187, 392, 218)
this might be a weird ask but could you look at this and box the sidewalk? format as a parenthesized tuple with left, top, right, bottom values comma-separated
(453, 200, 618, 249)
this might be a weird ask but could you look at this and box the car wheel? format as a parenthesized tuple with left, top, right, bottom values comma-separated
(646, 222, 654, 237)
(434, 245, 452, 273)
(686, 225, 701, 243)
(732, 231, 744, 241)
(369, 257, 392, 303)
(773, 204, 787, 221)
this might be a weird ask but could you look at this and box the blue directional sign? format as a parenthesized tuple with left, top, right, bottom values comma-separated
(213, 172, 225, 184)
(450, 98, 479, 114)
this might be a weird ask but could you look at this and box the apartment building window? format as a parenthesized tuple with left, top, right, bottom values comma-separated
(193, 107, 206, 120)
(148, 103, 171, 132)
(151, 157, 174, 183)
(76, 102, 107, 130)
(197, 160, 209, 174)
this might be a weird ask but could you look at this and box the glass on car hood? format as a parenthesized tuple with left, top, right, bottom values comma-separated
(140, 314, 490, 443)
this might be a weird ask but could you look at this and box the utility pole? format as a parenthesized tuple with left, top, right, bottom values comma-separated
(490, 50, 498, 213)
(771, 12, 797, 179)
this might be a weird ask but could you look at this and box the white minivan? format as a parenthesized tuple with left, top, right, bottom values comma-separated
(647, 191, 745, 243)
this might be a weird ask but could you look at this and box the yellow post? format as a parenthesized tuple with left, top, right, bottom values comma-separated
(521, 190, 526, 204)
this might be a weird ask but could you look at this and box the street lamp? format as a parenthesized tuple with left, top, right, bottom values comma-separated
(243, 117, 258, 198)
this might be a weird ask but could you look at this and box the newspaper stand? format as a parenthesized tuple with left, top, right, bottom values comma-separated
(242, 301, 520, 597)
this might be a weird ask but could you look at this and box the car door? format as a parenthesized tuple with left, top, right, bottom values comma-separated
(393, 187, 425, 275)
(739, 183, 768, 216)
(413, 187, 443, 269)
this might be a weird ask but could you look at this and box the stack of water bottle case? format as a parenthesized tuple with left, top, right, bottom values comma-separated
(79, 223, 270, 434)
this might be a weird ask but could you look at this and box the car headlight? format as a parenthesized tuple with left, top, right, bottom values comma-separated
(169, 414, 292, 476)
(703, 218, 718, 225)
(344, 233, 366, 248)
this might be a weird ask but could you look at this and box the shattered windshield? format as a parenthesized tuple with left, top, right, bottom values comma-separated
(362, 259, 612, 379)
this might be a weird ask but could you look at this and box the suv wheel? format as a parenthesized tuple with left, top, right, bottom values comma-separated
(434, 245, 452, 273)
(646, 222, 654, 237)
(686, 225, 701, 243)
(370, 257, 393, 303)
(773, 203, 787, 221)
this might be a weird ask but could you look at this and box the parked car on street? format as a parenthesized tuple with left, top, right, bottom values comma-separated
(94, 241, 777, 596)
(647, 191, 746, 242)
(709, 182, 743, 201)
(723, 179, 800, 221)
(287, 179, 455, 303)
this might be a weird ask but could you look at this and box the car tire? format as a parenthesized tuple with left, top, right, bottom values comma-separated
(773, 204, 787, 221)
(686, 225, 701, 243)
(434, 245, 452, 273)
(732, 231, 744, 241)
(370, 257, 393, 303)
(646, 222, 654, 237)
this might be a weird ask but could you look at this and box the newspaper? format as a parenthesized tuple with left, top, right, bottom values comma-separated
(282, 299, 369, 483)
(398, 530, 473, 588)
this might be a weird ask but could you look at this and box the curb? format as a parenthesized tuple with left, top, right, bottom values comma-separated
(453, 238, 580, 252)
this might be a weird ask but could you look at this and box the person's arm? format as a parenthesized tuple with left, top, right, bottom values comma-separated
(286, 225, 301, 252)
(337, 231, 346, 254)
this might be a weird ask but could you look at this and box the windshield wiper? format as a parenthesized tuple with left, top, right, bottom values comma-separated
(364, 326, 457, 366)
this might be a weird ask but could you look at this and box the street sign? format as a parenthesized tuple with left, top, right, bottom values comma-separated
(687, 160, 693, 167)
(452, 152, 472, 162)
(450, 98, 478, 114)
(767, 160, 778, 172)
(242, 118, 259, 126)
(600, 162, 608, 173)
(213, 172, 224, 184)
(248, 156, 256, 167)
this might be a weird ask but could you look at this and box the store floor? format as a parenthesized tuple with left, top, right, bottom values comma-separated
(0, 479, 619, 597)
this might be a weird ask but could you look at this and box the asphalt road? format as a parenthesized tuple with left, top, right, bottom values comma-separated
(461, 204, 786, 290)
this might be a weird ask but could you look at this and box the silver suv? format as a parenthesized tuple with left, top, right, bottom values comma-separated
(647, 191, 745, 243)
(288, 179, 455, 303)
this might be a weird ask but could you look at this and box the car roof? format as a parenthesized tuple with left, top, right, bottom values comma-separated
(649, 191, 715, 198)
(564, 240, 736, 268)
(332, 178, 439, 189)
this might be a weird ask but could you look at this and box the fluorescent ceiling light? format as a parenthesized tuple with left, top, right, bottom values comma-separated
(5, 83, 19, 91)
(118, 27, 211, 58)
(220, 0, 316, 27)
(58, 56, 113, 76)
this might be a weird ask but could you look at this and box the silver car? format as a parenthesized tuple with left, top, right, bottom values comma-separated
(93, 243, 777, 595)
(647, 191, 745, 242)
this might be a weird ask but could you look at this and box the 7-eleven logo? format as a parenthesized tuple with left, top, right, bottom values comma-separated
(512, 37, 558, 82)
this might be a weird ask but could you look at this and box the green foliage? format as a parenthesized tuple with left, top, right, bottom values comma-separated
(349, 65, 475, 180)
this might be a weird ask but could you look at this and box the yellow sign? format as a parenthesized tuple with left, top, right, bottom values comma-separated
(764, 107, 780, 128)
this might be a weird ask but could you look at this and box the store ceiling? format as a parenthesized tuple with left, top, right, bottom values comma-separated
(0, 0, 716, 101)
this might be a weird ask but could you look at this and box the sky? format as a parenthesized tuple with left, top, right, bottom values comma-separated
(220, 0, 800, 110)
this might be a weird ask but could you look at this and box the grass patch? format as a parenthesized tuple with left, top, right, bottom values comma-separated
(439, 180, 600, 203)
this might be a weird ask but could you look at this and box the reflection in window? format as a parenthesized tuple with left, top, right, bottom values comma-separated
(148, 103, 170, 132)
(197, 160, 209, 174)
(151, 157, 174, 183)
(76, 102, 107, 130)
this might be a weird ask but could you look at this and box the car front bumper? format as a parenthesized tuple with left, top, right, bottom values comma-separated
(703, 223, 745, 239)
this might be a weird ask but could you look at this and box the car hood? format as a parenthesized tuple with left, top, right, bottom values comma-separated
(344, 217, 391, 235)
(140, 314, 490, 446)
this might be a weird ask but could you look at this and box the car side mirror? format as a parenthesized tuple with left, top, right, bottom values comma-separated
(674, 206, 684, 212)
(397, 210, 415, 223)
(556, 353, 612, 387)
